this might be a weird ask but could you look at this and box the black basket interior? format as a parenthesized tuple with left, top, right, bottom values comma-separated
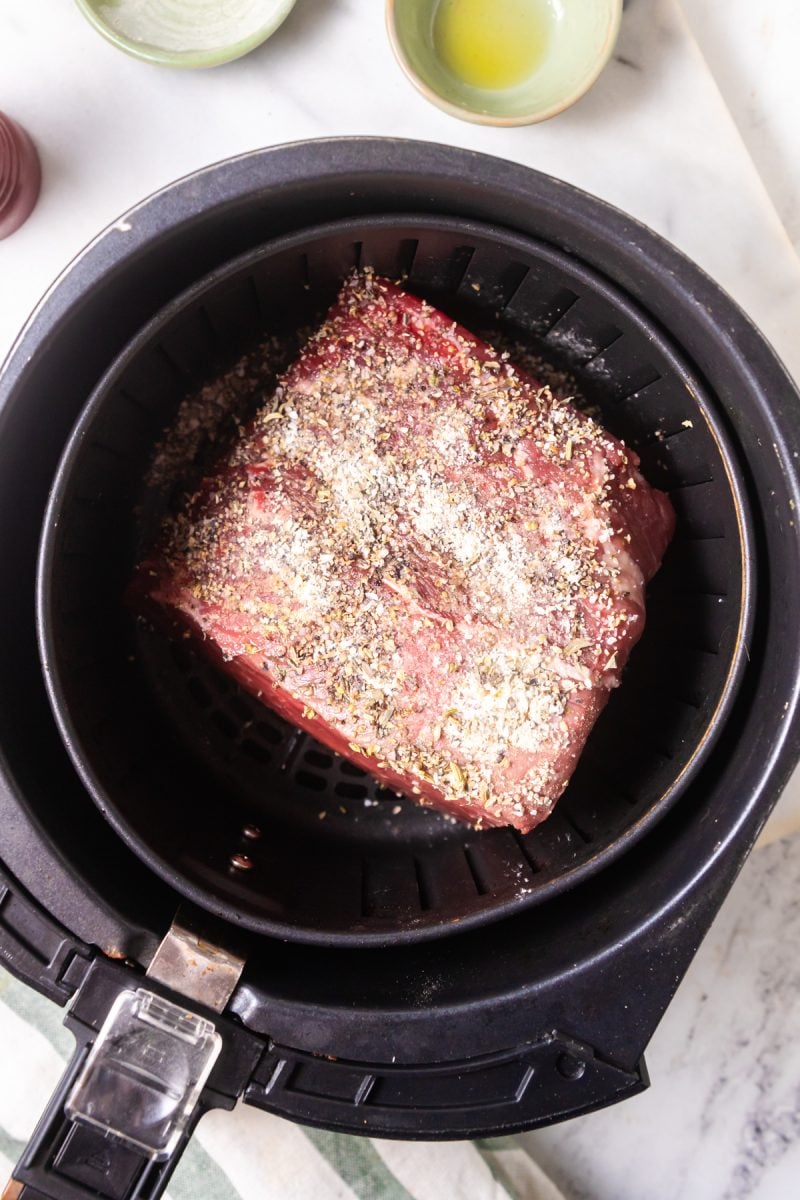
(40, 216, 752, 945)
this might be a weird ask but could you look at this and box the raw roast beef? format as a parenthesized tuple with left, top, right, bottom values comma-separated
(136, 272, 675, 832)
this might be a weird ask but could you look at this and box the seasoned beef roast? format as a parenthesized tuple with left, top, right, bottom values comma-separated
(136, 273, 675, 832)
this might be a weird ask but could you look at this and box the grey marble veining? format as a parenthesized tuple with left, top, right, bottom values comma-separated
(519, 833, 800, 1200)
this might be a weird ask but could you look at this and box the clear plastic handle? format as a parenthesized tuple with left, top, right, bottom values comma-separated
(6, 987, 222, 1200)
(66, 989, 221, 1161)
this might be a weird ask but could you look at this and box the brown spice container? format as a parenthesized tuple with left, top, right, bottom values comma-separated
(0, 111, 41, 240)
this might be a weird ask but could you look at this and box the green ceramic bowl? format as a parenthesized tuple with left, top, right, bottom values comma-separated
(74, 0, 297, 69)
(387, 0, 623, 126)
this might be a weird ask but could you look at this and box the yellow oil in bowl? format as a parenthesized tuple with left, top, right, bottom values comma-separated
(432, 0, 553, 91)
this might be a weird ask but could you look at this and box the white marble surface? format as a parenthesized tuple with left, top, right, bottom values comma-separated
(521, 830, 800, 1200)
(0, 2, 799, 1193)
(681, 0, 800, 254)
(1, 0, 799, 383)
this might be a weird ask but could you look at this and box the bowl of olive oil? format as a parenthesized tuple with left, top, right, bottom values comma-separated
(387, 0, 622, 125)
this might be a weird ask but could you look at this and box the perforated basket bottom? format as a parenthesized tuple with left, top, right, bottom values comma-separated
(43, 215, 752, 944)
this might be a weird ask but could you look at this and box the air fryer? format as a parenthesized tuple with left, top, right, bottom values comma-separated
(0, 140, 798, 1200)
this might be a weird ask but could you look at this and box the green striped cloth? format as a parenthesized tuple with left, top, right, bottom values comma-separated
(0, 967, 564, 1200)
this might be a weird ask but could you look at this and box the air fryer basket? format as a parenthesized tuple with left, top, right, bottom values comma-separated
(39, 214, 753, 945)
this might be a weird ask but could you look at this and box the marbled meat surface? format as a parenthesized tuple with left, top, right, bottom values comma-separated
(136, 272, 675, 832)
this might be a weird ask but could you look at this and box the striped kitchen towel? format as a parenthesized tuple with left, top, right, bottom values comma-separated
(0, 967, 565, 1200)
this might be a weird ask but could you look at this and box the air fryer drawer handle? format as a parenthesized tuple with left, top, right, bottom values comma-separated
(5, 987, 223, 1200)
(5, 1052, 205, 1199)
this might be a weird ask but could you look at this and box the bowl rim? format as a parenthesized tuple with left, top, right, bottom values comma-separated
(385, 0, 624, 126)
(73, 0, 298, 69)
